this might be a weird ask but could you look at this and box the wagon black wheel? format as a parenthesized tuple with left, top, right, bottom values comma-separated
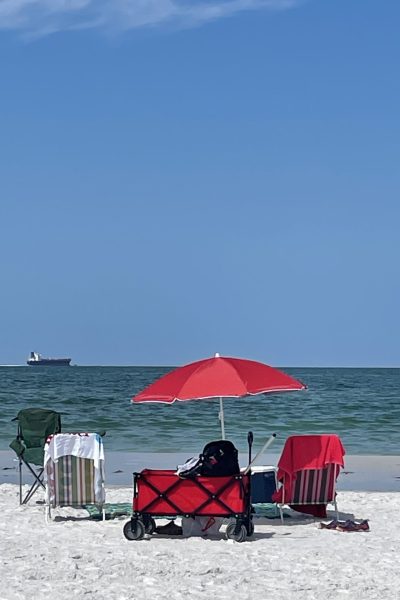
(226, 522, 247, 543)
(144, 517, 156, 535)
(123, 519, 145, 541)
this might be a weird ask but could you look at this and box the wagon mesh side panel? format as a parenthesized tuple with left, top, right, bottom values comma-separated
(133, 469, 249, 517)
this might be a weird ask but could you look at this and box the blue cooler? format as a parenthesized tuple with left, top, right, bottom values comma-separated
(251, 466, 278, 504)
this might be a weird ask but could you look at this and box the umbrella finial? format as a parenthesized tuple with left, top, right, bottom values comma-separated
(214, 352, 220, 358)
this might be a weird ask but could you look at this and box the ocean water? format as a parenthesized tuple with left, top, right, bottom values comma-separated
(0, 366, 399, 455)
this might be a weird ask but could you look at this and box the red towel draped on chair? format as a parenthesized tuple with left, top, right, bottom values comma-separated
(272, 434, 345, 518)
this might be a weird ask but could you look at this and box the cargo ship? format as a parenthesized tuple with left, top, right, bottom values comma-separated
(27, 351, 71, 366)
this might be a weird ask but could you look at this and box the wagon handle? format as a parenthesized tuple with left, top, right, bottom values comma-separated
(247, 431, 254, 466)
(243, 433, 277, 475)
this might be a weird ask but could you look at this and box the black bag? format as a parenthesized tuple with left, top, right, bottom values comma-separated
(178, 440, 240, 478)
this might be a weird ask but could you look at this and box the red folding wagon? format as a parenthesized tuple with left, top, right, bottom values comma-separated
(123, 435, 255, 542)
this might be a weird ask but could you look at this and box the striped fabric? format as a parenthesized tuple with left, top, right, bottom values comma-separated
(49, 456, 96, 507)
(44, 433, 105, 514)
(290, 464, 339, 505)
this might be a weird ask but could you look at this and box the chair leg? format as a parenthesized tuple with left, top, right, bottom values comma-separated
(279, 505, 284, 524)
(21, 467, 45, 505)
(19, 458, 22, 505)
(45, 504, 51, 523)
(23, 479, 42, 505)
(24, 463, 45, 489)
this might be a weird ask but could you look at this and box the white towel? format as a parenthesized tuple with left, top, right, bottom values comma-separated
(175, 456, 199, 476)
(44, 433, 105, 470)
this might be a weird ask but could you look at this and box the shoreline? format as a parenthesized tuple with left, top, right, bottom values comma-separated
(1, 450, 399, 491)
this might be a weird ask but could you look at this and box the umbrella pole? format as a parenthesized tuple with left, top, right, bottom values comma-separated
(218, 397, 226, 440)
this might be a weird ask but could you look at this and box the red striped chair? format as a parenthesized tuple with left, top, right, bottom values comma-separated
(272, 434, 345, 522)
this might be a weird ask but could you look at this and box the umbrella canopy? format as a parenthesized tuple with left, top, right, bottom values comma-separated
(132, 354, 306, 439)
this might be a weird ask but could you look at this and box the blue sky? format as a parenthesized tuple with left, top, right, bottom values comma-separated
(0, 0, 399, 366)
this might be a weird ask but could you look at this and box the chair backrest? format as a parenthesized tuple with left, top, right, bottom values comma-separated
(288, 463, 340, 505)
(10, 408, 62, 466)
(276, 434, 345, 506)
(48, 455, 97, 506)
(44, 433, 105, 509)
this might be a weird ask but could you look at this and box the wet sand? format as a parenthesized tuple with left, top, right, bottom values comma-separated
(1, 450, 399, 491)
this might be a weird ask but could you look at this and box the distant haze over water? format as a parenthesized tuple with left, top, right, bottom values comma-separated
(0, 366, 399, 455)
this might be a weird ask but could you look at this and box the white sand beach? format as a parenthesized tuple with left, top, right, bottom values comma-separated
(1, 481, 399, 600)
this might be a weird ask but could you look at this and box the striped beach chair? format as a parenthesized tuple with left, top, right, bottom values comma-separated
(44, 433, 105, 522)
(278, 463, 341, 522)
(273, 434, 345, 522)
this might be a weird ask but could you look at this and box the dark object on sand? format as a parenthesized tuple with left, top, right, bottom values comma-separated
(155, 521, 183, 536)
(320, 519, 370, 532)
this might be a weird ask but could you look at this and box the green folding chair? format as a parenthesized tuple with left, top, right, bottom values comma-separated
(10, 408, 62, 505)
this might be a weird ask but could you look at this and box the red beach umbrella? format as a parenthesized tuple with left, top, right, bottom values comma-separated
(132, 354, 306, 439)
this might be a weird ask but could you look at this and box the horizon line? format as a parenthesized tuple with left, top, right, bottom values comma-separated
(0, 364, 398, 369)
